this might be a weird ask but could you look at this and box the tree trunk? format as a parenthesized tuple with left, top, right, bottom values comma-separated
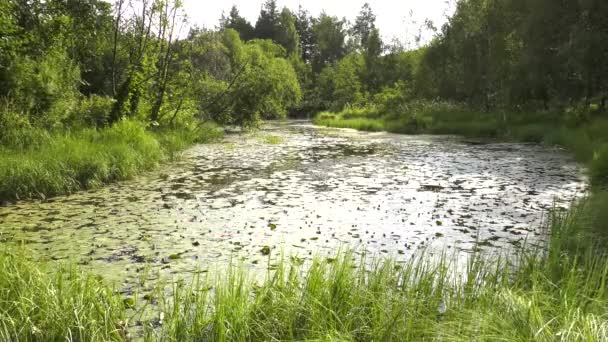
(111, 0, 124, 96)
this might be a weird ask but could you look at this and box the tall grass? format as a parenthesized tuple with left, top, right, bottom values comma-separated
(1, 199, 607, 341)
(0, 249, 127, 340)
(0, 120, 223, 202)
(315, 111, 386, 132)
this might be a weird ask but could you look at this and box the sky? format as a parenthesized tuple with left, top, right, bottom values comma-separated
(181, 0, 456, 46)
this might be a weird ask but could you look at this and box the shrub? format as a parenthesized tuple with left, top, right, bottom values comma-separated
(513, 124, 548, 143)
(591, 145, 608, 187)
(69, 95, 115, 128)
(0, 106, 51, 150)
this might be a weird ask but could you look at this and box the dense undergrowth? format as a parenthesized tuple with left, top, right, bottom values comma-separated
(0, 120, 222, 202)
(1, 201, 607, 341)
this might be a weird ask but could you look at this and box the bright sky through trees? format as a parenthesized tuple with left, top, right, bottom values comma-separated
(183, 0, 455, 45)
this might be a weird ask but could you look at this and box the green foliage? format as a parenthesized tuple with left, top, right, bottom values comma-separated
(416, 0, 608, 110)
(0, 102, 51, 150)
(312, 14, 347, 72)
(332, 53, 365, 110)
(254, 0, 280, 41)
(0, 119, 221, 201)
(68, 95, 115, 128)
(220, 6, 255, 41)
(591, 145, 608, 188)
(156, 121, 224, 156)
(352, 3, 377, 49)
(9, 47, 80, 128)
(276, 8, 300, 56)
(262, 135, 283, 145)
(219, 38, 301, 127)
(314, 107, 385, 132)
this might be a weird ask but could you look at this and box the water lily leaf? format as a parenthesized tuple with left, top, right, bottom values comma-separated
(260, 246, 271, 255)
(123, 297, 135, 308)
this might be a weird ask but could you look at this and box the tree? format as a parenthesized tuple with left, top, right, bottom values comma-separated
(224, 37, 302, 126)
(352, 3, 376, 49)
(254, 0, 279, 41)
(0, 0, 21, 96)
(220, 5, 254, 41)
(149, 0, 187, 123)
(332, 53, 364, 109)
(295, 6, 315, 63)
(362, 27, 384, 92)
(311, 13, 346, 72)
(275, 7, 299, 56)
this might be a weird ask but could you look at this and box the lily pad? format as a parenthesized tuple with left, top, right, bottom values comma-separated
(123, 297, 135, 308)
(260, 246, 271, 255)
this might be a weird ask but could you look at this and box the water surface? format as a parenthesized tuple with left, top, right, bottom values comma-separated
(0, 121, 587, 287)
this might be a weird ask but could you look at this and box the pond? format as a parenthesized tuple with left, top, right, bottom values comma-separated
(0, 121, 587, 289)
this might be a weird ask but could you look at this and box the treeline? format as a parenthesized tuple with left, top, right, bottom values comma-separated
(2, 0, 606, 140)
(0, 0, 302, 141)
(221, 1, 420, 114)
(222, 0, 608, 118)
(419, 0, 608, 111)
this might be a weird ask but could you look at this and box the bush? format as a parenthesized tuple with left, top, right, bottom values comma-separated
(68, 95, 115, 128)
(591, 145, 608, 188)
(9, 47, 80, 128)
(512, 124, 548, 143)
(315, 112, 337, 121)
(0, 106, 51, 150)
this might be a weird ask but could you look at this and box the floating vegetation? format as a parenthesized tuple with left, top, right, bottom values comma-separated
(419, 184, 444, 192)
(262, 135, 284, 145)
(0, 121, 586, 296)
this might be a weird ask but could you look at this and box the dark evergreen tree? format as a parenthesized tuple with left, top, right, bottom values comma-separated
(254, 0, 279, 41)
(352, 3, 376, 49)
(220, 5, 255, 41)
(295, 6, 315, 63)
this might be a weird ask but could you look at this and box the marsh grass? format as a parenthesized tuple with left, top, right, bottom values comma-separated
(314, 111, 386, 132)
(0, 249, 128, 341)
(1, 201, 607, 341)
(261, 135, 284, 145)
(0, 120, 223, 202)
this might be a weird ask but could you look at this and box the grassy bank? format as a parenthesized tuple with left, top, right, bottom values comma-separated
(0, 120, 222, 202)
(1, 201, 607, 341)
